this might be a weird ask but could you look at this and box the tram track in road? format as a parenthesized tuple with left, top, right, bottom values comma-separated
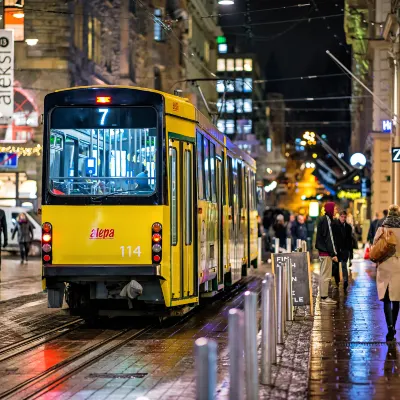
(0, 325, 152, 400)
(0, 318, 84, 363)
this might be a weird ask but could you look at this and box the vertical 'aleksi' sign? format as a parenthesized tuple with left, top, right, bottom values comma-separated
(0, 30, 13, 119)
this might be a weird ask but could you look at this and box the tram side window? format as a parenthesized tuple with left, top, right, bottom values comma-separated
(238, 162, 243, 210)
(170, 147, 178, 246)
(204, 137, 211, 201)
(222, 151, 226, 205)
(185, 150, 192, 245)
(210, 142, 217, 203)
(252, 172, 257, 210)
(196, 132, 204, 200)
(228, 156, 233, 209)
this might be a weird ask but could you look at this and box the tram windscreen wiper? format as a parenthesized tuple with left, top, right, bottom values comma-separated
(92, 190, 141, 201)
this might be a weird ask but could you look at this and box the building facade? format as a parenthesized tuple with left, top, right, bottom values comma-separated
(344, 0, 393, 216)
(215, 51, 265, 160)
(0, 0, 221, 209)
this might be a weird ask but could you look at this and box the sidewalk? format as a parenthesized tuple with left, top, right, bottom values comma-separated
(309, 258, 399, 398)
(0, 258, 42, 301)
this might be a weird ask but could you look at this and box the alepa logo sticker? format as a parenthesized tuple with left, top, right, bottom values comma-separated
(90, 228, 115, 239)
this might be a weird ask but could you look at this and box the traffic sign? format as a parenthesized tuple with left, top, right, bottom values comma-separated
(392, 148, 400, 162)
(0, 153, 17, 168)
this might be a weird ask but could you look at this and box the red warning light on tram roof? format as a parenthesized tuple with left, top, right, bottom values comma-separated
(96, 96, 111, 104)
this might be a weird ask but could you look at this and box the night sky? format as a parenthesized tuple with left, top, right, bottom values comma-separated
(218, 0, 352, 153)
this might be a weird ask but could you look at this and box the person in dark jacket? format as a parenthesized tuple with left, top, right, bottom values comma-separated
(332, 210, 354, 291)
(367, 212, 380, 244)
(376, 209, 389, 231)
(12, 213, 33, 264)
(291, 214, 308, 247)
(273, 214, 287, 250)
(0, 209, 7, 264)
(315, 201, 338, 305)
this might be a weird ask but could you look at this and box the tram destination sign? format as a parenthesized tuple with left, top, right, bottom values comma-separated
(0, 30, 13, 119)
(272, 252, 313, 315)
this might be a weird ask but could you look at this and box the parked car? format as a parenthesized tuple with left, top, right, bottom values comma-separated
(0, 207, 41, 257)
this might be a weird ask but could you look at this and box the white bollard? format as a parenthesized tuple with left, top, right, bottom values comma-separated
(229, 309, 245, 400)
(274, 238, 280, 254)
(195, 337, 217, 400)
(296, 239, 302, 250)
(276, 263, 286, 344)
(261, 274, 276, 385)
(258, 237, 262, 266)
(244, 291, 259, 400)
(286, 237, 292, 253)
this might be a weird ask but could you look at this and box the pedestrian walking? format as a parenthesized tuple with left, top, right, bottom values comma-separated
(377, 209, 389, 231)
(273, 214, 287, 250)
(332, 211, 353, 291)
(291, 214, 308, 246)
(315, 202, 338, 305)
(11, 213, 33, 264)
(373, 205, 400, 341)
(368, 212, 380, 244)
(0, 208, 7, 264)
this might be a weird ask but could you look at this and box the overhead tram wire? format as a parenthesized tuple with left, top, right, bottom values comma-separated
(250, 95, 372, 103)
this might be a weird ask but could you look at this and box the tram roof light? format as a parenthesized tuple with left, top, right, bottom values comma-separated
(96, 96, 111, 104)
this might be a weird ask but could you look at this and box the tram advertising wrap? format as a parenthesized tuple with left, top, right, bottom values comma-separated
(41, 86, 258, 319)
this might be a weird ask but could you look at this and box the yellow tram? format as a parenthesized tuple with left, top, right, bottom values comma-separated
(41, 86, 258, 317)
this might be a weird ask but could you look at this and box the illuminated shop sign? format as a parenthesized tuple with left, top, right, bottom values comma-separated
(337, 190, 361, 200)
(382, 119, 392, 133)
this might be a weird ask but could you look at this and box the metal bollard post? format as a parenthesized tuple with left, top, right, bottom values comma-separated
(261, 274, 276, 385)
(296, 239, 302, 250)
(282, 259, 287, 328)
(244, 291, 259, 400)
(195, 337, 217, 400)
(286, 258, 294, 321)
(276, 263, 286, 344)
(271, 274, 277, 364)
(302, 240, 307, 252)
(229, 309, 245, 400)
(274, 238, 280, 254)
(258, 237, 262, 266)
(286, 237, 291, 253)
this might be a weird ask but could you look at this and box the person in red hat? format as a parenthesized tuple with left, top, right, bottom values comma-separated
(315, 201, 339, 305)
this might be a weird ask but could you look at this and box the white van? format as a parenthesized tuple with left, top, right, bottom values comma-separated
(0, 207, 41, 256)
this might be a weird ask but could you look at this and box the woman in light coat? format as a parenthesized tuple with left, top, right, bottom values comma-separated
(374, 204, 400, 341)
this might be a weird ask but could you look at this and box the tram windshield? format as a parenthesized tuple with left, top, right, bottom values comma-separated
(48, 107, 158, 196)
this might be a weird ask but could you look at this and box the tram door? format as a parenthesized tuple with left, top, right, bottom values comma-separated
(169, 139, 196, 300)
(216, 157, 223, 284)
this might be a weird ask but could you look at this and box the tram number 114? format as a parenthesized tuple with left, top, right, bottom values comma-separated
(120, 246, 141, 258)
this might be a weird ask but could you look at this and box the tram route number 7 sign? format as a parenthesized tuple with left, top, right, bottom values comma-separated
(393, 148, 400, 162)
(0, 153, 18, 168)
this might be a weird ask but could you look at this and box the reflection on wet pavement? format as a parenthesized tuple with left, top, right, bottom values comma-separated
(310, 258, 400, 399)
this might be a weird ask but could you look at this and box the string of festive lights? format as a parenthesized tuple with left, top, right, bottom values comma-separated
(0, 144, 42, 157)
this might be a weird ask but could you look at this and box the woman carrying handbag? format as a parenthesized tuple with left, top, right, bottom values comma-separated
(371, 205, 400, 341)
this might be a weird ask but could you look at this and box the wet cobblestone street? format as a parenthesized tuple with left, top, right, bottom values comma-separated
(309, 258, 400, 399)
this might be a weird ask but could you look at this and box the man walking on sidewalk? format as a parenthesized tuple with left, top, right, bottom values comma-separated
(316, 202, 338, 305)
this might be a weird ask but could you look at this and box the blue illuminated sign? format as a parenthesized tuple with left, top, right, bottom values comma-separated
(85, 158, 97, 176)
(0, 153, 18, 168)
(382, 119, 392, 133)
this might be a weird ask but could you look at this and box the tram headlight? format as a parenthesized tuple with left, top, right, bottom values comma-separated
(42, 244, 52, 253)
(42, 233, 51, 243)
(152, 244, 162, 253)
(152, 233, 161, 243)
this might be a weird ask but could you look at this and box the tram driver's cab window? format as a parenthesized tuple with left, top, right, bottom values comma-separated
(48, 107, 158, 197)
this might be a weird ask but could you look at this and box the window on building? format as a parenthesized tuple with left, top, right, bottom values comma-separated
(74, 1, 84, 50)
(244, 58, 253, 71)
(217, 80, 225, 93)
(88, 16, 102, 65)
(154, 67, 162, 90)
(235, 59, 243, 71)
(129, 0, 136, 14)
(217, 59, 225, 72)
(243, 78, 253, 92)
(217, 120, 225, 133)
(237, 119, 252, 135)
(236, 99, 244, 113)
(218, 43, 227, 54)
(154, 9, 165, 41)
(204, 41, 210, 63)
(226, 120, 235, 134)
(235, 78, 244, 92)
(226, 81, 234, 92)
(243, 99, 252, 113)
(226, 99, 235, 113)
(5, 0, 24, 41)
(226, 59, 234, 71)
(217, 99, 225, 113)
(104, 30, 113, 72)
